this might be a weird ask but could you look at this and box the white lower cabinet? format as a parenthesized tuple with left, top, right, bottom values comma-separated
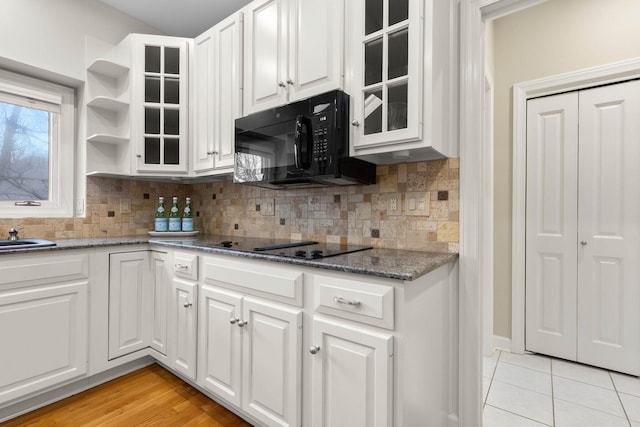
(108, 251, 152, 359)
(0, 253, 89, 406)
(310, 317, 393, 427)
(198, 285, 242, 406)
(149, 251, 169, 355)
(198, 284, 302, 427)
(108, 250, 169, 360)
(169, 277, 198, 380)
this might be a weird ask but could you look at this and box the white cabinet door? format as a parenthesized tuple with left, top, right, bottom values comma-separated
(193, 13, 242, 175)
(132, 35, 190, 175)
(348, 0, 422, 151)
(109, 251, 151, 359)
(287, 0, 344, 103)
(310, 317, 393, 427)
(242, 296, 302, 427)
(244, 0, 344, 114)
(198, 285, 243, 407)
(525, 93, 579, 361)
(150, 251, 169, 355)
(170, 277, 198, 380)
(192, 28, 216, 173)
(577, 80, 640, 375)
(526, 80, 640, 375)
(0, 282, 88, 405)
(243, 0, 288, 114)
(213, 13, 243, 172)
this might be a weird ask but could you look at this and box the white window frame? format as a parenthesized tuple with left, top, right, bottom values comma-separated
(0, 69, 75, 218)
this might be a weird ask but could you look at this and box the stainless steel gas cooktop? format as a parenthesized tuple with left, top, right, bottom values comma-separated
(204, 237, 372, 260)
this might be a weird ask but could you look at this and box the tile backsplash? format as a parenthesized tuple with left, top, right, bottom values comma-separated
(0, 159, 458, 252)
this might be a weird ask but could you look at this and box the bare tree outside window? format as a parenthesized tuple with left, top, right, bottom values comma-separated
(0, 101, 50, 201)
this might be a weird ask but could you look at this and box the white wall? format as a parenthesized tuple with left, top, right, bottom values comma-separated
(0, 0, 161, 84)
(492, 0, 640, 339)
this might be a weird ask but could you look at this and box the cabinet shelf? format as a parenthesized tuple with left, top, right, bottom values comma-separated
(87, 96, 129, 113)
(87, 133, 129, 145)
(87, 59, 129, 79)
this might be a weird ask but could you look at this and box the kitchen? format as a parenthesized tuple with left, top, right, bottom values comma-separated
(0, 0, 463, 426)
(2, 0, 638, 426)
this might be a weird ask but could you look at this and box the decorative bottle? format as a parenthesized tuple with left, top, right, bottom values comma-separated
(182, 197, 194, 232)
(169, 196, 181, 231)
(154, 197, 168, 232)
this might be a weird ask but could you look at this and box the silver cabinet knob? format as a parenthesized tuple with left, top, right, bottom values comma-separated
(286, 78, 294, 85)
(309, 345, 320, 355)
(183, 302, 192, 308)
(237, 320, 248, 327)
(207, 151, 219, 155)
(581, 241, 587, 246)
(136, 154, 142, 158)
(230, 317, 239, 325)
(278, 81, 286, 88)
(351, 120, 360, 127)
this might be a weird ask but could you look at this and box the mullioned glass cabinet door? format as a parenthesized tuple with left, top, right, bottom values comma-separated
(133, 35, 189, 174)
(349, 0, 422, 150)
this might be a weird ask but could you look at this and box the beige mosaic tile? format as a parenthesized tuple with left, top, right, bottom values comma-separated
(0, 159, 459, 253)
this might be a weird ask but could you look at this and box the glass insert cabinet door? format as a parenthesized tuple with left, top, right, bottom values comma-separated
(349, 0, 422, 149)
(134, 36, 189, 173)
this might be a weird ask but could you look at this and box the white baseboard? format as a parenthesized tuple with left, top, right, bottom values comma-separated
(448, 413, 459, 427)
(493, 335, 512, 352)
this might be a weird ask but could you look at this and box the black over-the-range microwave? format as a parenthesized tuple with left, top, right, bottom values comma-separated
(233, 90, 376, 189)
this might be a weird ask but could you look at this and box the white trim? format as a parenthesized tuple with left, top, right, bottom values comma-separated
(493, 335, 512, 352)
(460, 0, 551, 424)
(0, 69, 75, 218)
(511, 57, 640, 354)
(459, 1, 484, 424)
(482, 75, 494, 358)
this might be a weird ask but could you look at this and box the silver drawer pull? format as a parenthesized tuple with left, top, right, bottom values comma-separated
(333, 296, 361, 307)
(175, 264, 189, 270)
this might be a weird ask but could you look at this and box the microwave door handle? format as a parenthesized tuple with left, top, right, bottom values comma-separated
(294, 115, 311, 170)
(294, 115, 302, 169)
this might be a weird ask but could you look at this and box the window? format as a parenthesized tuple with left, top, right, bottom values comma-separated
(0, 69, 75, 217)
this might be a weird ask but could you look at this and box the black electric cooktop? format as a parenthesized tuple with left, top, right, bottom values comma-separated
(204, 237, 372, 260)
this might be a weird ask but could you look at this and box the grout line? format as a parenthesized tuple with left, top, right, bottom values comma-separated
(483, 350, 501, 408)
(484, 404, 553, 426)
(609, 371, 632, 426)
(550, 359, 556, 426)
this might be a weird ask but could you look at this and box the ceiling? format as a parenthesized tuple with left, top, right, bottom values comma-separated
(98, 0, 253, 38)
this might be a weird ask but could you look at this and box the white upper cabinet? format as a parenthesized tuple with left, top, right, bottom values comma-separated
(85, 34, 192, 178)
(243, 0, 344, 115)
(132, 35, 190, 175)
(348, 0, 458, 163)
(192, 13, 242, 175)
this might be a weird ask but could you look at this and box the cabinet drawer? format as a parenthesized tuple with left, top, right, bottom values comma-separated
(0, 253, 89, 287)
(174, 251, 198, 280)
(314, 275, 394, 329)
(202, 256, 303, 306)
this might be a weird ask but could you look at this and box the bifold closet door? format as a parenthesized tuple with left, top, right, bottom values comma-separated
(526, 80, 640, 375)
(577, 80, 640, 375)
(525, 92, 579, 361)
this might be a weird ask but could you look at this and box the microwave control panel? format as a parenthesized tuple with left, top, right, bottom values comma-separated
(312, 126, 329, 164)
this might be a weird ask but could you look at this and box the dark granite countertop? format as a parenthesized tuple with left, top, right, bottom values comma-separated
(0, 235, 458, 281)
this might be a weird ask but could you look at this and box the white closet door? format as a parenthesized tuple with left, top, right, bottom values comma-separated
(525, 92, 579, 360)
(577, 80, 640, 375)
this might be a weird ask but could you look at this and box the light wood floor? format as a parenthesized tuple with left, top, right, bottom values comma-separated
(3, 364, 253, 426)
